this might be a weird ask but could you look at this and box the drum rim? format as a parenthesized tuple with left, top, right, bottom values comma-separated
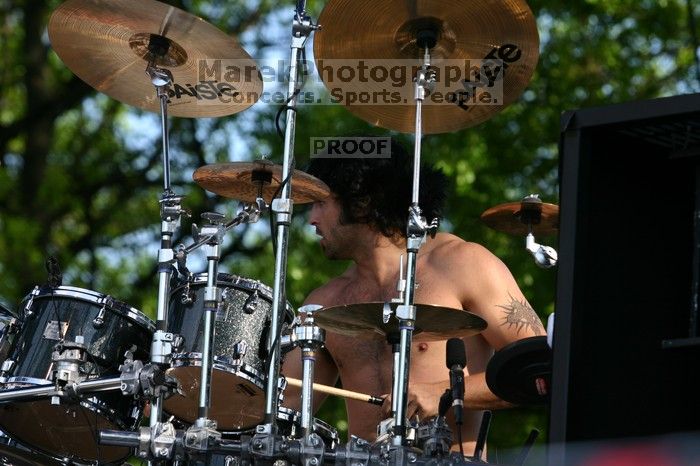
(171, 273, 295, 316)
(275, 407, 338, 440)
(0, 432, 70, 466)
(22, 285, 155, 332)
(168, 355, 266, 385)
(0, 301, 16, 318)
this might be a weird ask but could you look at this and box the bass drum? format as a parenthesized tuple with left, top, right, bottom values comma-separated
(0, 285, 154, 465)
(164, 273, 294, 430)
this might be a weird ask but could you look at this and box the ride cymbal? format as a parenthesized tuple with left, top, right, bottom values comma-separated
(313, 0, 539, 133)
(313, 302, 487, 342)
(481, 196, 559, 236)
(193, 160, 330, 204)
(48, 0, 262, 117)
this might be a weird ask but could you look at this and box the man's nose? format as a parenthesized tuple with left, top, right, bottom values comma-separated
(308, 203, 319, 225)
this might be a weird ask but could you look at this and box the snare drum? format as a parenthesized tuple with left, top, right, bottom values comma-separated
(0, 285, 154, 465)
(164, 273, 294, 430)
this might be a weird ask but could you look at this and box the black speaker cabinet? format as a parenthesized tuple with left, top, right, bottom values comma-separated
(549, 93, 700, 463)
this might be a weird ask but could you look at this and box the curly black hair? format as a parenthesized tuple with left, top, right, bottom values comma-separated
(306, 138, 448, 238)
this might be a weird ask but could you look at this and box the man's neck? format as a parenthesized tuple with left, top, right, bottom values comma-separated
(349, 229, 407, 286)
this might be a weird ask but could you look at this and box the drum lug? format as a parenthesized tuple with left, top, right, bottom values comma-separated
(214, 288, 229, 321)
(243, 290, 260, 314)
(233, 340, 248, 365)
(181, 280, 194, 305)
(23, 285, 40, 317)
(93, 304, 108, 328)
(7, 318, 20, 335)
(0, 359, 15, 380)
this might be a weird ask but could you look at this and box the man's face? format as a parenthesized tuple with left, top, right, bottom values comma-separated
(309, 195, 355, 260)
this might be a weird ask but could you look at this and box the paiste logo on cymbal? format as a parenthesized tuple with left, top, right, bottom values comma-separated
(165, 80, 240, 105)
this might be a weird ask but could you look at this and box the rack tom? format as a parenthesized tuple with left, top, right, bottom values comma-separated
(0, 285, 154, 464)
(164, 273, 294, 430)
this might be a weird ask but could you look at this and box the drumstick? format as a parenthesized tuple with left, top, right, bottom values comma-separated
(285, 377, 384, 406)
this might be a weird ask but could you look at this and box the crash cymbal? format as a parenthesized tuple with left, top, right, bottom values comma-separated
(313, 0, 539, 133)
(313, 302, 487, 342)
(486, 336, 551, 405)
(48, 0, 262, 117)
(481, 196, 559, 236)
(193, 160, 330, 204)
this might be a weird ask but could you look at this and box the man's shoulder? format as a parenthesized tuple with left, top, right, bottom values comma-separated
(303, 273, 353, 307)
(428, 232, 493, 262)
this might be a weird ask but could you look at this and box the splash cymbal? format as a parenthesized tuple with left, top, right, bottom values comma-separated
(313, 302, 487, 342)
(193, 160, 330, 204)
(481, 196, 559, 236)
(48, 0, 262, 117)
(313, 0, 539, 133)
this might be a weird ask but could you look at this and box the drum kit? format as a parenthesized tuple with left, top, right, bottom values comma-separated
(0, 0, 555, 464)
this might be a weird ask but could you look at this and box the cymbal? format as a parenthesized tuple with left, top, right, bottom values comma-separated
(48, 0, 262, 117)
(313, 302, 487, 342)
(193, 160, 330, 204)
(313, 0, 539, 133)
(486, 336, 551, 405)
(481, 197, 559, 236)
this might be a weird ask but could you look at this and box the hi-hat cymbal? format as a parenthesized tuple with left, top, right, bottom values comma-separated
(193, 160, 330, 204)
(481, 197, 559, 236)
(313, 0, 539, 133)
(313, 302, 487, 342)
(48, 0, 262, 118)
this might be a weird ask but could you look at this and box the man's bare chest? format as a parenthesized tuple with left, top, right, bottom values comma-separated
(334, 270, 462, 308)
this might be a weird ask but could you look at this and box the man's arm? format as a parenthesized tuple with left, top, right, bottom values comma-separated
(450, 241, 545, 409)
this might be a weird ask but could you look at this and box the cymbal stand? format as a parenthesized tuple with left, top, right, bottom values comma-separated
(392, 36, 439, 447)
(292, 305, 325, 437)
(146, 63, 189, 439)
(181, 200, 264, 256)
(183, 212, 226, 452)
(261, 0, 318, 437)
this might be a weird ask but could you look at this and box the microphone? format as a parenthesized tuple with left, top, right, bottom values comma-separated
(446, 337, 466, 425)
(45, 256, 63, 288)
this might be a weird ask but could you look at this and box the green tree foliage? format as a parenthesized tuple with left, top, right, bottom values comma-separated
(1, 0, 698, 460)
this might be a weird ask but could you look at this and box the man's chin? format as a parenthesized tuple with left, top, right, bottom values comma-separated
(320, 243, 340, 260)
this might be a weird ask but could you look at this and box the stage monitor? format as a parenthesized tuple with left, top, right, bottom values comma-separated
(549, 93, 700, 464)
